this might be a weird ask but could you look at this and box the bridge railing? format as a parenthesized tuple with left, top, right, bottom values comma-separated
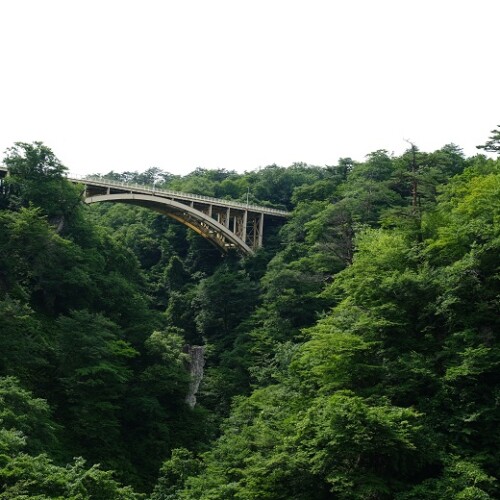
(67, 173, 290, 216)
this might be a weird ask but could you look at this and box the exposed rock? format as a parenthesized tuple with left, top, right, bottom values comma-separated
(185, 345, 205, 408)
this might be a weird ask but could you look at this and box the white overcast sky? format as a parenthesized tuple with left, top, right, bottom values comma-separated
(0, 0, 498, 176)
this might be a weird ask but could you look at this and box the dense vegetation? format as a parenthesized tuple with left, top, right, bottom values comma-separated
(0, 130, 498, 498)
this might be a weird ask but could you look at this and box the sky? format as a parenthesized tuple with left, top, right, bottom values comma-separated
(0, 0, 498, 176)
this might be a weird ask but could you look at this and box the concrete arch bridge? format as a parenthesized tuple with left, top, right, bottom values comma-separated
(0, 167, 290, 255)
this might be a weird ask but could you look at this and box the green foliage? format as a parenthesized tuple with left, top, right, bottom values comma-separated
(168, 154, 500, 499)
(0, 298, 47, 385)
(292, 393, 429, 499)
(119, 327, 194, 489)
(396, 459, 496, 499)
(2, 140, 500, 498)
(56, 311, 137, 465)
(0, 455, 144, 499)
(0, 377, 58, 456)
(4, 142, 81, 219)
(0, 377, 140, 498)
(151, 448, 201, 500)
(248, 163, 326, 209)
(193, 264, 259, 346)
(477, 124, 500, 154)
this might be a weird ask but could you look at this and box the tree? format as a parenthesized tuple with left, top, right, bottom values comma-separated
(55, 310, 137, 469)
(3, 141, 81, 219)
(0, 455, 144, 499)
(0, 377, 143, 498)
(0, 376, 59, 456)
(193, 264, 259, 348)
(0, 298, 47, 386)
(150, 448, 201, 500)
(477, 125, 500, 154)
(326, 157, 354, 182)
(120, 328, 193, 489)
(4, 141, 67, 178)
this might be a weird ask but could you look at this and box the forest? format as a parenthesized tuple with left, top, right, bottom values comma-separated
(0, 128, 499, 499)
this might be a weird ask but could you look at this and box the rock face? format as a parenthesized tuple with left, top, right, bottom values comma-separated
(50, 215, 65, 233)
(185, 345, 205, 408)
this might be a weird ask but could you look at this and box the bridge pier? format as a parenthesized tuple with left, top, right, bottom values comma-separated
(258, 212, 264, 247)
(0, 168, 7, 195)
(242, 210, 248, 244)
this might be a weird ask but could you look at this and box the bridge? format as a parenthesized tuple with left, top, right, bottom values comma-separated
(0, 167, 290, 255)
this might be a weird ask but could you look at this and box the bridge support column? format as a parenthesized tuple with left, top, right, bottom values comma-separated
(258, 213, 264, 247)
(225, 208, 230, 228)
(242, 210, 248, 244)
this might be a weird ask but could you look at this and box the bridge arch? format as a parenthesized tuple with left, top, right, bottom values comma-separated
(85, 193, 254, 255)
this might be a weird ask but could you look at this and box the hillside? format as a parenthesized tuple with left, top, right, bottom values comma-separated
(0, 137, 499, 498)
